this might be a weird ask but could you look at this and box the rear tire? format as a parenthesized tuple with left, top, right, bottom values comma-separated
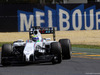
(59, 39, 71, 59)
(50, 42, 62, 64)
(1, 44, 13, 66)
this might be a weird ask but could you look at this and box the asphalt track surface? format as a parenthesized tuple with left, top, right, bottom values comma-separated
(0, 47, 100, 75)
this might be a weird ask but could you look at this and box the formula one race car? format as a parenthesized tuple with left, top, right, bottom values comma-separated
(1, 26, 72, 66)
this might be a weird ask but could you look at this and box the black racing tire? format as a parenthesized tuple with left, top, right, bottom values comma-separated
(30, 54, 34, 62)
(1, 44, 13, 66)
(50, 42, 62, 64)
(59, 39, 71, 59)
(23, 54, 26, 62)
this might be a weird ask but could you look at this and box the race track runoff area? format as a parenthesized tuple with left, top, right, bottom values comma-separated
(72, 47, 100, 59)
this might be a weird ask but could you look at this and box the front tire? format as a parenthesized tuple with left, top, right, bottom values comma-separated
(59, 39, 71, 59)
(1, 44, 13, 66)
(50, 42, 62, 64)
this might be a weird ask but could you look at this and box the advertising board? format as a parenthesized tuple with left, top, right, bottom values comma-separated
(0, 3, 100, 32)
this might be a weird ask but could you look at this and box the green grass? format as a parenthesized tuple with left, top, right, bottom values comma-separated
(72, 44, 100, 49)
(0, 42, 100, 49)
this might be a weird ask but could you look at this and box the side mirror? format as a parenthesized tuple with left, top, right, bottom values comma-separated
(46, 38, 51, 41)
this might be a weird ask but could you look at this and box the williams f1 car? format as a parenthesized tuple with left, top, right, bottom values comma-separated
(1, 26, 72, 66)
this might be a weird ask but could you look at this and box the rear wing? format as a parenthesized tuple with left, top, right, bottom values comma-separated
(29, 26, 56, 41)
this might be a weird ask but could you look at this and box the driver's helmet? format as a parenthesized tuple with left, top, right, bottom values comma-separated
(32, 35, 39, 42)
